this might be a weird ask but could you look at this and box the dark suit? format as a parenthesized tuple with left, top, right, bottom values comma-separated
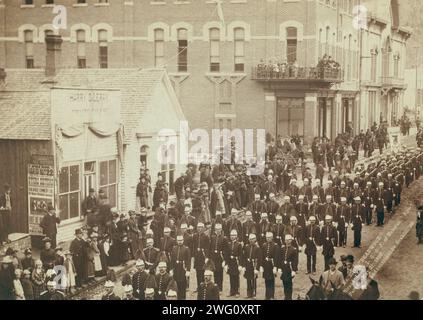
(170, 244, 191, 300)
(276, 245, 298, 300)
(39, 213, 60, 248)
(0, 193, 12, 243)
(225, 240, 243, 296)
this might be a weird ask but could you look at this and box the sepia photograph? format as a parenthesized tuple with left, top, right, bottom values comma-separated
(0, 0, 422, 307)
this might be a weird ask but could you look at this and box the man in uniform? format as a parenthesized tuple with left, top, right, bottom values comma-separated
(261, 231, 279, 300)
(335, 197, 351, 248)
(143, 237, 160, 271)
(321, 215, 337, 271)
(225, 208, 242, 238)
(320, 196, 336, 225)
(362, 181, 374, 225)
(276, 234, 298, 300)
(170, 234, 191, 300)
(248, 194, 266, 224)
(155, 261, 173, 300)
(351, 197, 365, 248)
(123, 285, 137, 300)
(132, 259, 149, 300)
(374, 182, 386, 227)
(241, 233, 262, 299)
(312, 180, 325, 204)
(300, 178, 313, 203)
(385, 173, 395, 214)
(278, 196, 293, 226)
(266, 193, 279, 223)
(224, 229, 242, 297)
(209, 223, 227, 291)
(40, 281, 66, 300)
(309, 195, 322, 224)
(286, 179, 299, 204)
(159, 227, 175, 266)
(101, 280, 121, 300)
(242, 211, 258, 244)
(197, 269, 220, 300)
(295, 195, 309, 229)
(192, 222, 210, 291)
(304, 216, 320, 275)
(258, 212, 272, 245)
(273, 214, 285, 247)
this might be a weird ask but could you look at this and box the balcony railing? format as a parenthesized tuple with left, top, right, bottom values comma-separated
(251, 66, 343, 83)
(380, 76, 406, 89)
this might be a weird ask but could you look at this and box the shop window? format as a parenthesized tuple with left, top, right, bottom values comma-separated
(58, 165, 80, 221)
(99, 159, 118, 207)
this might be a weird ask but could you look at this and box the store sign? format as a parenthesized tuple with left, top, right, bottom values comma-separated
(51, 88, 121, 128)
(28, 155, 55, 236)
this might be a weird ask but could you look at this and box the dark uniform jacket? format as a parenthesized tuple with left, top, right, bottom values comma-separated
(209, 234, 228, 271)
(335, 205, 351, 230)
(278, 203, 293, 225)
(273, 223, 285, 246)
(143, 246, 160, 270)
(101, 293, 121, 300)
(192, 232, 210, 270)
(39, 214, 60, 237)
(261, 241, 279, 280)
(294, 202, 309, 228)
(197, 281, 220, 300)
(39, 290, 65, 300)
(159, 236, 175, 264)
(155, 272, 173, 300)
(304, 224, 320, 255)
(276, 244, 298, 277)
(225, 240, 243, 275)
(308, 203, 322, 222)
(242, 243, 262, 279)
(320, 224, 337, 256)
(224, 218, 242, 238)
(351, 204, 365, 230)
(242, 220, 258, 244)
(170, 244, 191, 282)
(132, 270, 149, 300)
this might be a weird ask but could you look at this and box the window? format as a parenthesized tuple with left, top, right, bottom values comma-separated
(234, 27, 245, 72)
(23, 0, 33, 4)
(210, 28, 220, 72)
(46, 0, 54, 4)
(24, 30, 34, 69)
(140, 145, 149, 169)
(99, 159, 118, 207)
(286, 27, 298, 64)
(83, 161, 96, 200)
(159, 145, 175, 194)
(78, 0, 86, 3)
(98, 29, 108, 69)
(77, 30, 86, 68)
(154, 29, 165, 67)
(59, 165, 80, 221)
(177, 28, 188, 72)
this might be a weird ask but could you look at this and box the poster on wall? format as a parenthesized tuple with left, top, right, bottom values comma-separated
(28, 155, 55, 236)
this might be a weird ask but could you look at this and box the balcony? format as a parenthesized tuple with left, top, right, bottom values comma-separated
(380, 76, 407, 90)
(251, 65, 343, 88)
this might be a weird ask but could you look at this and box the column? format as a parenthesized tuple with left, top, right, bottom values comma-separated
(304, 92, 318, 145)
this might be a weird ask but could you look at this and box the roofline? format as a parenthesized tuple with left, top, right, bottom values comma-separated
(50, 86, 120, 92)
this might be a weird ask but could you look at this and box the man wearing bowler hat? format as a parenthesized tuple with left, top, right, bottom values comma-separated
(39, 204, 60, 248)
(320, 258, 345, 296)
(70, 228, 88, 288)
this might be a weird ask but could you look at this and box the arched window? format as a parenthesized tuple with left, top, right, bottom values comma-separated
(98, 29, 108, 68)
(154, 28, 165, 67)
(286, 27, 298, 64)
(210, 28, 220, 72)
(77, 30, 86, 68)
(177, 28, 188, 72)
(24, 30, 34, 69)
(234, 27, 245, 72)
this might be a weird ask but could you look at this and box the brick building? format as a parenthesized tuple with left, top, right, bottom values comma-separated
(0, 0, 410, 145)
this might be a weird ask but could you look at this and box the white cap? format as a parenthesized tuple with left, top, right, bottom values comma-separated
(197, 222, 205, 228)
(298, 195, 305, 200)
(354, 182, 359, 186)
(269, 193, 275, 198)
(124, 285, 133, 292)
(245, 211, 252, 217)
(167, 289, 177, 298)
(284, 196, 290, 200)
(231, 208, 238, 214)
(340, 181, 346, 185)
(309, 216, 316, 221)
(164, 227, 171, 233)
(204, 270, 213, 277)
(215, 223, 222, 230)
(304, 178, 309, 182)
(340, 197, 347, 202)
(367, 181, 372, 185)
(265, 231, 273, 237)
(327, 180, 333, 184)
(285, 234, 293, 241)
(47, 281, 56, 287)
(145, 288, 155, 295)
(180, 223, 188, 229)
(325, 215, 333, 220)
(255, 194, 260, 199)
(290, 216, 298, 221)
(105, 280, 115, 288)
(176, 235, 184, 241)
(249, 234, 257, 240)
(313, 195, 318, 200)
(215, 210, 222, 216)
(136, 259, 145, 266)
(158, 261, 167, 268)
(276, 215, 282, 221)
(378, 182, 384, 186)
(326, 195, 332, 199)
(146, 229, 154, 235)
(146, 237, 154, 244)
(230, 229, 238, 236)
(377, 173, 382, 177)
(261, 212, 268, 218)
(354, 196, 361, 201)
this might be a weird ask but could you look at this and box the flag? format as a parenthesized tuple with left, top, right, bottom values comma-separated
(216, 0, 225, 25)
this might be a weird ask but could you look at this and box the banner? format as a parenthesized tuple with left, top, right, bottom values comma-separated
(28, 155, 55, 236)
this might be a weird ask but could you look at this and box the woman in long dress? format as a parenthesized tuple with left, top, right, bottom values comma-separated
(31, 260, 45, 300)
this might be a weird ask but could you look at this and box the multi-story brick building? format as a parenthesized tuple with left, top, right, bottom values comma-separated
(0, 0, 410, 144)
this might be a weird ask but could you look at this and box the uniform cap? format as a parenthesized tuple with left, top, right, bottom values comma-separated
(158, 261, 167, 268)
(105, 280, 115, 288)
(326, 195, 332, 199)
(204, 270, 213, 277)
(180, 223, 188, 229)
(285, 234, 293, 241)
(145, 288, 155, 295)
(265, 231, 273, 237)
(313, 195, 318, 200)
(261, 212, 268, 218)
(340, 181, 346, 185)
(378, 182, 384, 186)
(245, 211, 252, 217)
(309, 216, 316, 221)
(354, 196, 361, 201)
(124, 285, 133, 293)
(340, 197, 347, 202)
(290, 216, 298, 221)
(167, 289, 177, 298)
(298, 195, 305, 200)
(367, 181, 372, 185)
(230, 230, 238, 236)
(325, 215, 333, 220)
(276, 215, 282, 221)
(284, 196, 290, 200)
(197, 222, 205, 228)
(231, 208, 238, 214)
(164, 227, 171, 233)
(248, 234, 257, 240)
(254, 194, 261, 199)
(136, 259, 145, 267)
(176, 235, 184, 241)
(215, 223, 222, 230)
